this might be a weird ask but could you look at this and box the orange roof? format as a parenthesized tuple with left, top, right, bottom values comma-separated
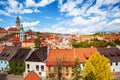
(24, 39, 34, 42)
(8, 27, 19, 31)
(0, 46, 5, 51)
(0, 29, 8, 33)
(25, 32, 36, 35)
(75, 48, 98, 63)
(46, 48, 98, 66)
(104, 35, 120, 40)
(23, 71, 42, 80)
(8, 35, 20, 42)
(46, 49, 75, 66)
(40, 33, 58, 38)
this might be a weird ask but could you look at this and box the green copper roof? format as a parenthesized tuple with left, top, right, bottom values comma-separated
(20, 24, 24, 30)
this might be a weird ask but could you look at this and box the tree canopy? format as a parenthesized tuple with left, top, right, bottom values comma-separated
(82, 53, 113, 80)
(72, 58, 82, 80)
(34, 33, 41, 48)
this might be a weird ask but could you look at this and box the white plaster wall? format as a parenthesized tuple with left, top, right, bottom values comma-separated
(0, 60, 9, 71)
(111, 62, 120, 72)
(25, 61, 46, 79)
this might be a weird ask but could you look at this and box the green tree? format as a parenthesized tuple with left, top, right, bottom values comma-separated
(34, 32, 41, 48)
(72, 58, 82, 80)
(82, 53, 113, 80)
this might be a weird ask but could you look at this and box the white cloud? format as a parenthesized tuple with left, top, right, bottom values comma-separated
(71, 16, 101, 27)
(103, 0, 120, 4)
(22, 9, 34, 13)
(0, 10, 11, 16)
(25, 0, 55, 7)
(108, 19, 120, 25)
(23, 21, 40, 27)
(25, 0, 37, 7)
(37, 0, 55, 7)
(44, 16, 51, 19)
(5, 0, 40, 14)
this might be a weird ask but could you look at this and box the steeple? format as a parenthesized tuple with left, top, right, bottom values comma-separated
(16, 16, 20, 30)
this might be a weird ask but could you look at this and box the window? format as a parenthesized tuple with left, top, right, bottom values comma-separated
(27, 70, 30, 73)
(116, 62, 118, 66)
(83, 64, 85, 67)
(72, 73, 74, 76)
(36, 65, 39, 71)
(27, 64, 30, 69)
(86, 57, 89, 59)
(113, 69, 115, 72)
(15, 63, 17, 67)
(2, 53, 5, 56)
(111, 63, 112, 66)
(66, 73, 69, 76)
(6, 54, 10, 57)
(20, 64, 22, 67)
(66, 66, 68, 72)
(41, 65, 44, 71)
(14, 54, 19, 57)
(2, 68, 3, 71)
(39, 72, 41, 75)
(48, 67, 51, 72)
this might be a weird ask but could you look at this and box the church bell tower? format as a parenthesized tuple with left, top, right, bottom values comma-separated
(16, 16, 20, 30)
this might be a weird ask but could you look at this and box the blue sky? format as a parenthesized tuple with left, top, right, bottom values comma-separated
(0, 0, 120, 35)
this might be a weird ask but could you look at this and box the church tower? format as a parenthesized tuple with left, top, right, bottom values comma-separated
(16, 16, 20, 30)
(20, 24, 24, 42)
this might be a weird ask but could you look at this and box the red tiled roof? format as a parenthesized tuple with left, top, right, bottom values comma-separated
(46, 48, 98, 66)
(8, 36, 20, 42)
(8, 27, 19, 31)
(75, 48, 98, 63)
(104, 35, 120, 40)
(0, 29, 8, 33)
(24, 39, 34, 42)
(0, 46, 5, 51)
(46, 49, 75, 66)
(23, 71, 42, 80)
(25, 32, 36, 35)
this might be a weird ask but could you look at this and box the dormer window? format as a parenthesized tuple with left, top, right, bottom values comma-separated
(86, 57, 89, 60)
(110, 53, 115, 57)
(58, 56, 62, 61)
(116, 52, 120, 56)
(116, 62, 118, 66)
(2, 53, 5, 56)
(6, 54, 10, 57)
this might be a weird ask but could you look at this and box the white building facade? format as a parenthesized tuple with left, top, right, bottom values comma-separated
(25, 61, 46, 79)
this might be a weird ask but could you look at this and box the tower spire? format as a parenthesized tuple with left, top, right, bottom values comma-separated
(16, 16, 20, 30)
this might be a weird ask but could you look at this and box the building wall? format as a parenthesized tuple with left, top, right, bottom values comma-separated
(46, 66, 73, 80)
(22, 43, 35, 48)
(25, 61, 46, 79)
(8, 31, 19, 34)
(111, 62, 120, 72)
(0, 60, 9, 72)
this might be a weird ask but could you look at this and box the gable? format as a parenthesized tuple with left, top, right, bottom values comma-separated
(26, 52, 41, 62)
(23, 71, 42, 80)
